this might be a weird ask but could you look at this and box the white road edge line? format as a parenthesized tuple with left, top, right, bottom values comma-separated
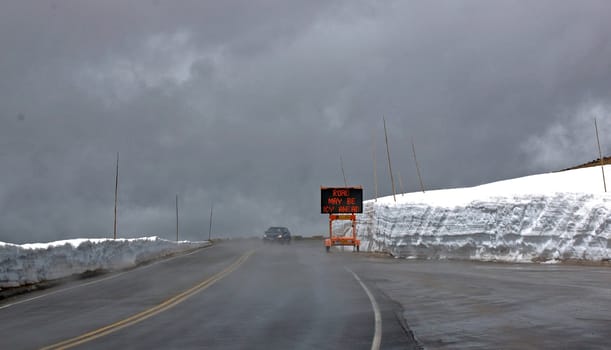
(0, 244, 211, 311)
(346, 267, 382, 350)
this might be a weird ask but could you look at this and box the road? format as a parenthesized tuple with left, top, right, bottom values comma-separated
(352, 256, 611, 349)
(3, 240, 611, 349)
(0, 240, 416, 349)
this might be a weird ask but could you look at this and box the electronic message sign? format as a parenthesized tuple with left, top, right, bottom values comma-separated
(321, 186, 363, 214)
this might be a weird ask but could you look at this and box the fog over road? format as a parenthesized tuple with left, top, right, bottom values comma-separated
(2, 240, 611, 349)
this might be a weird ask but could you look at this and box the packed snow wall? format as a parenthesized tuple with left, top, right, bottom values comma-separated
(0, 237, 210, 288)
(357, 167, 611, 262)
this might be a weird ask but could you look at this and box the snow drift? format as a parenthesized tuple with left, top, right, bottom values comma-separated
(357, 166, 611, 262)
(0, 237, 210, 288)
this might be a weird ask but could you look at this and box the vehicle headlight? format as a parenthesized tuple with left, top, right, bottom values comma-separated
(278, 235, 283, 238)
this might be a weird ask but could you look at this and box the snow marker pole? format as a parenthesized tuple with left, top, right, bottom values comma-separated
(373, 129, 378, 202)
(397, 170, 405, 196)
(383, 116, 397, 202)
(208, 202, 214, 241)
(175, 194, 179, 241)
(114, 152, 119, 240)
(340, 155, 348, 187)
(412, 138, 426, 193)
(595, 118, 607, 192)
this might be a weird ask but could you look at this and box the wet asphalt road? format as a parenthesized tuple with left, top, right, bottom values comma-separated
(0, 240, 415, 349)
(351, 256, 611, 349)
(3, 239, 610, 349)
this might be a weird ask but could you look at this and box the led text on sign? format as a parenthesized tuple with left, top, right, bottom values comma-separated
(320, 186, 363, 214)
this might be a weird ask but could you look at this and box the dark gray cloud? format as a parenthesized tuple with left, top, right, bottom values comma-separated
(1, 0, 611, 243)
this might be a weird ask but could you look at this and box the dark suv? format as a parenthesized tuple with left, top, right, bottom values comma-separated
(263, 227, 291, 244)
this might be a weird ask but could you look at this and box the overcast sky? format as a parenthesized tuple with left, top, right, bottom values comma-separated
(1, 0, 611, 243)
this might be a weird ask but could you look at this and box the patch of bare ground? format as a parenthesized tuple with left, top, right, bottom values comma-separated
(560, 156, 611, 171)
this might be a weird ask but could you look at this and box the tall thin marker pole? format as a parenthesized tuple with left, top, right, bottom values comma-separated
(208, 202, 214, 241)
(113, 152, 119, 240)
(175, 194, 179, 241)
(412, 138, 426, 193)
(595, 118, 607, 192)
(340, 155, 348, 187)
(397, 171, 405, 196)
(373, 130, 378, 202)
(383, 117, 397, 202)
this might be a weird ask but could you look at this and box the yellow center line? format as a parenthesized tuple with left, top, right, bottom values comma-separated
(41, 250, 254, 350)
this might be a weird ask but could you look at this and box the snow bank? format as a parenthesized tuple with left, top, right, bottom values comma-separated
(357, 166, 611, 262)
(0, 237, 210, 288)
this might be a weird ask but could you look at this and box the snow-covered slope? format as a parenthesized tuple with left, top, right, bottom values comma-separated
(0, 237, 210, 288)
(357, 166, 611, 262)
